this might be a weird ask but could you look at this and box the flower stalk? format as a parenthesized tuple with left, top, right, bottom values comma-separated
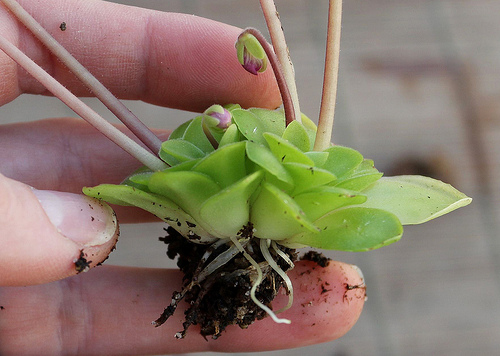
(238, 28, 296, 125)
(259, 0, 302, 123)
(0, 33, 167, 171)
(1, 0, 163, 155)
(313, 0, 343, 151)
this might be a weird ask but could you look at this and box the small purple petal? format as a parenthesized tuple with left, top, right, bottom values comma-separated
(212, 108, 232, 129)
(243, 54, 263, 75)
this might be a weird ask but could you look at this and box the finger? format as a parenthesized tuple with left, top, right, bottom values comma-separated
(0, 118, 163, 192)
(0, 173, 118, 286)
(0, 261, 365, 355)
(0, 0, 281, 111)
(0, 118, 168, 223)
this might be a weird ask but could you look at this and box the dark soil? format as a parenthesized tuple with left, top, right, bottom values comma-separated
(156, 226, 298, 339)
(74, 250, 91, 273)
(300, 250, 331, 268)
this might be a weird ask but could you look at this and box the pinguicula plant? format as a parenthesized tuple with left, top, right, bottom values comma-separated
(0, 0, 471, 340)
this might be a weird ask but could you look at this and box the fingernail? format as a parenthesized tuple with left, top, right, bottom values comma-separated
(32, 189, 117, 247)
(350, 264, 365, 283)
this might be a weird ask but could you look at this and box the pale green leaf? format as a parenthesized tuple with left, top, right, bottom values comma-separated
(168, 119, 192, 140)
(263, 132, 315, 166)
(334, 159, 383, 191)
(159, 139, 206, 165)
(249, 108, 286, 137)
(200, 171, 264, 237)
(282, 162, 336, 195)
(148, 171, 220, 232)
(304, 151, 329, 167)
(245, 140, 293, 185)
(192, 141, 247, 188)
(231, 109, 267, 144)
(294, 187, 367, 221)
(282, 120, 311, 152)
(322, 146, 363, 177)
(251, 182, 318, 241)
(282, 207, 403, 251)
(219, 124, 242, 147)
(83, 184, 215, 242)
(360, 175, 473, 225)
(182, 116, 215, 154)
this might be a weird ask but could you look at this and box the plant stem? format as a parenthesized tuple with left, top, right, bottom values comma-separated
(1, 0, 163, 155)
(259, 0, 301, 123)
(0, 34, 168, 171)
(244, 28, 296, 125)
(313, 0, 342, 151)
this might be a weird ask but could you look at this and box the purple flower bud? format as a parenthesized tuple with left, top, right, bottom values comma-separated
(203, 105, 232, 130)
(235, 32, 268, 75)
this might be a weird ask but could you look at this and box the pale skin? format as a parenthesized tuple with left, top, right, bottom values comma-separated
(0, 0, 365, 354)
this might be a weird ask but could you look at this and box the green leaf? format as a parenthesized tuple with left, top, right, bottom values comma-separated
(294, 187, 367, 221)
(334, 159, 383, 191)
(200, 171, 264, 237)
(359, 175, 473, 225)
(160, 159, 200, 173)
(245, 140, 293, 185)
(192, 141, 247, 188)
(282, 207, 403, 251)
(168, 119, 192, 140)
(231, 109, 267, 145)
(83, 184, 216, 242)
(300, 113, 318, 145)
(126, 172, 153, 190)
(159, 139, 206, 165)
(249, 108, 286, 137)
(148, 171, 220, 231)
(263, 132, 315, 166)
(251, 182, 319, 241)
(121, 166, 153, 190)
(182, 116, 215, 154)
(225, 103, 242, 112)
(282, 120, 311, 152)
(322, 145, 363, 177)
(282, 162, 336, 195)
(219, 123, 242, 147)
(305, 151, 329, 167)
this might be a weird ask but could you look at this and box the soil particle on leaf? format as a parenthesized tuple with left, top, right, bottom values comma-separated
(300, 250, 331, 267)
(157, 226, 298, 339)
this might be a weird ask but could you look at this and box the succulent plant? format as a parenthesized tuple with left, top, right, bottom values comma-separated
(83, 105, 470, 252)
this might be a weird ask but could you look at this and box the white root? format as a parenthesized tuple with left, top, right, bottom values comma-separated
(197, 238, 248, 281)
(230, 236, 291, 324)
(261, 239, 294, 314)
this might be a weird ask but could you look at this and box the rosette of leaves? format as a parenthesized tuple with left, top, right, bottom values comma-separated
(84, 105, 470, 252)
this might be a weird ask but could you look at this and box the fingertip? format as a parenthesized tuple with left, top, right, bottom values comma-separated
(0, 174, 119, 286)
(209, 260, 366, 352)
(284, 260, 366, 343)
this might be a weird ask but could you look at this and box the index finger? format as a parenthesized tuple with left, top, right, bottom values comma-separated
(0, 0, 281, 111)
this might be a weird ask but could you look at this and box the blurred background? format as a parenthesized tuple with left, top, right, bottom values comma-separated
(2, 0, 499, 355)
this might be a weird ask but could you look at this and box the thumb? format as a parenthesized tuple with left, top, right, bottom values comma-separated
(0, 174, 118, 286)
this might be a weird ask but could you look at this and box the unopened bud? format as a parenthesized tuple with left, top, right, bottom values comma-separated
(235, 32, 268, 75)
(203, 105, 232, 130)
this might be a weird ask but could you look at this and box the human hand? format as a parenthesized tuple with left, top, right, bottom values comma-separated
(0, 0, 365, 354)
